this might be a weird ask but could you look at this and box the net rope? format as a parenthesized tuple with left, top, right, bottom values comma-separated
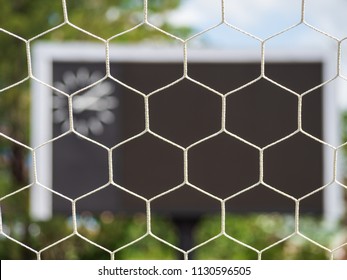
(0, 0, 346, 260)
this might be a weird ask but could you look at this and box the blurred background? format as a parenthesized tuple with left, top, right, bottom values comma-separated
(1, 0, 347, 259)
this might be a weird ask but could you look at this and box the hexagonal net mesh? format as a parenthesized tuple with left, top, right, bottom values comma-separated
(0, 0, 347, 260)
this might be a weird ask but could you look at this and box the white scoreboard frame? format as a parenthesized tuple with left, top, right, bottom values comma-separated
(31, 42, 344, 224)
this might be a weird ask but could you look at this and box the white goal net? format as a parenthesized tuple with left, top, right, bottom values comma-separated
(0, 0, 347, 260)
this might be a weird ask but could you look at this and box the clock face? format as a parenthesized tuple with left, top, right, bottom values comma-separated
(53, 67, 119, 136)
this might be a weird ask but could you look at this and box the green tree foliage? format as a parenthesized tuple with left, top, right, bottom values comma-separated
(2, 212, 345, 259)
(194, 214, 346, 260)
(0, 214, 179, 259)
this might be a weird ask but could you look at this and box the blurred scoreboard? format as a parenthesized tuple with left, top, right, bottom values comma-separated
(31, 44, 342, 220)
